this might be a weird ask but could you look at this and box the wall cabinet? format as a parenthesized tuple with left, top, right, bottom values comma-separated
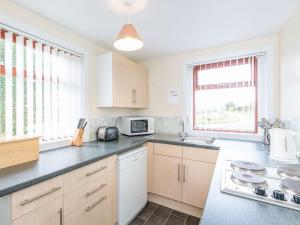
(96, 52, 149, 108)
(152, 143, 218, 209)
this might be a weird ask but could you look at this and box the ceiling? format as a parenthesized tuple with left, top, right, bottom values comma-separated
(12, 0, 300, 61)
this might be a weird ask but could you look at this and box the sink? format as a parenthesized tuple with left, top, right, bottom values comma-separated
(180, 136, 216, 145)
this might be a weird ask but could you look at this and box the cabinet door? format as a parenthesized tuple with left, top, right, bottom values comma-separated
(153, 155, 182, 201)
(147, 143, 154, 193)
(12, 198, 63, 225)
(182, 159, 215, 208)
(134, 64, 149, 108)
(112, 54, 135, 107)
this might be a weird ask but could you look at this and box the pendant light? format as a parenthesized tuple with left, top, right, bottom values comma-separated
(114, 2, 143, 51)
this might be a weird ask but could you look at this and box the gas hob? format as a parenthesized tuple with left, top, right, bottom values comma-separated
(221, 160, 300, 211)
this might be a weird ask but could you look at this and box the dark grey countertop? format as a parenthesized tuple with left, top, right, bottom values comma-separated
(0, 134, 219, 197)
(200, 139, 300, 225)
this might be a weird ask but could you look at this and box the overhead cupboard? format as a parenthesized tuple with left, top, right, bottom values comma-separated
(96, 52, 149, 108)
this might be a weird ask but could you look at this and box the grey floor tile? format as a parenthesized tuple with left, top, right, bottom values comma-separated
(129, 217, 146, 225)
(144, 215, 166, 225)
(171, 210, 188, 219)
(138, 202, 159, 220)
(185, 215, 200, 225)
(165, 215, 185, 225)
(153, 205, 172, 219)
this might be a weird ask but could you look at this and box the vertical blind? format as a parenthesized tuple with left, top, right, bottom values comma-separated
(0, 28, 82, 141)
(193, 56, 258, 133)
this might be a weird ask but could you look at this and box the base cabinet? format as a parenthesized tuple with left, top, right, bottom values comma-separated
(12, 198, 63, 225)
(182, 159, 215, 208)
(152, 144, 218, 209)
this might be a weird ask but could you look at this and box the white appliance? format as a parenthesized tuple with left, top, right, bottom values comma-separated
(269, 128, 300, 164)
(221, 160, 300, 211)
(117, 146, 147, 225)
(119, 117, 154, 136)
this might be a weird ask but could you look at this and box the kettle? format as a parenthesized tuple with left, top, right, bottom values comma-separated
(269, 128, 300, 164)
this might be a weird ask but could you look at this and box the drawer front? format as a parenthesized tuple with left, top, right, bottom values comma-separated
(64, 170, 116, 216)
(182, 147, 218, 163)
(154, 143, 182, 158)
(12, 175, 63, 220)
(64, 155, 116, 193)
(12, 197, 63, 225)
(64, 188, 114, 225)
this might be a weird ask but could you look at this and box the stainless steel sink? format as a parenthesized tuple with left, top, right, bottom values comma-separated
(180, 136, 216, 145)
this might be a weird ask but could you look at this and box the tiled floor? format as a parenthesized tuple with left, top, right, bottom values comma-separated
(129, 202, 200, 225)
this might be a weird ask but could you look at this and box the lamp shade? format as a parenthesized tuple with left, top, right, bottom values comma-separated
(114, 23, 143, 51)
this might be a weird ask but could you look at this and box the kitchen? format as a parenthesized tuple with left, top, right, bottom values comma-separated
(0, 0, 300, 225)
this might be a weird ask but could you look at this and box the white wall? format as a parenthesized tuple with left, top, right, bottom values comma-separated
(0, 0, 138, 139)
(280, 4, 300, 120)
(139, 35, 280, 119)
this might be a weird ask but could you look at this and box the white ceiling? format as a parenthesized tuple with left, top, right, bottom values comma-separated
(12, 0, 300, 61)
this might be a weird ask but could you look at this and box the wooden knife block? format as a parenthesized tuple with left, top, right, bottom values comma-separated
(71, 128, 84, 147)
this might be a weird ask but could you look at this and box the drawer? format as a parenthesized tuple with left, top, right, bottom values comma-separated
(154, 143, 182, 158)
(64, 155, 116, 193)
(12, 175, 63, 220)
(64, 188, 114, 225)
(12, 197, 63, 225)
(64, 169, 116, 216)
(182, 147, 218, 163)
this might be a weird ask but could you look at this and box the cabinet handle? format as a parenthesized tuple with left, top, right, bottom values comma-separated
(86, 166, 107, 177)
(183, 164, 186, 183)
(20, 186, 62, 206)
(58, 208, 63, 225)
(85, 196, 107, 212)
(86, 183, 107, 197)
(178, 163, 180, 181)
(134, 89, 137, 104)
(132, 89, 135, 104)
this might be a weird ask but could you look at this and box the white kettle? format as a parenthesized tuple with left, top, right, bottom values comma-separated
(269, 128, 300, 164)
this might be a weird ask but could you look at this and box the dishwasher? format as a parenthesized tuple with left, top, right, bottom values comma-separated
(117, 145, 147, 225)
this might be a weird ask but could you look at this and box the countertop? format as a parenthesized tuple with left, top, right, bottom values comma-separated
(0, 134, 219, 197)
(200, 139, 300, 225)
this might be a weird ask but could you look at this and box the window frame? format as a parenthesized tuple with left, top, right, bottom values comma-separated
(182, 49, 275, 142)
(192, 57, 258, 134)
(0, 17, 88, 151)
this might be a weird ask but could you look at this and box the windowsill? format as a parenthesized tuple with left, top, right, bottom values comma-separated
(187, 130, 263, 142)
(40, 138, 73, 152)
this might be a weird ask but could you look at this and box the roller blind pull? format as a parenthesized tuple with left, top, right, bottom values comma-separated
(0, 28, 83, 141)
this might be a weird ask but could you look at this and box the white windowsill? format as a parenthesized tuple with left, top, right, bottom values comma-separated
(40, 138, 73, 152)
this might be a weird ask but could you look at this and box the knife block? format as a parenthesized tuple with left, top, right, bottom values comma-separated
(71, 128, 84, 147)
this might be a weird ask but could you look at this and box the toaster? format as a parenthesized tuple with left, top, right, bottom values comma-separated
(97, 126, 119, 141)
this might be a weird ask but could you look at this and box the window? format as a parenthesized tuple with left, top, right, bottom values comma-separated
(192, 56, 258, 134)
(0, 27, 82, 141)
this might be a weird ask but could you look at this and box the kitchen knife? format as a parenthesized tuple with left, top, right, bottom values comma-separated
(77, 118, 83, 129)
(82, 121, 87, 130)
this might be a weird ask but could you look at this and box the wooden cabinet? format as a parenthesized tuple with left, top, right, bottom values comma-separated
(181, 159, 215, 208)
(153, 154, 182, 201)
(151, 144, 218, 209)
(147, 142, 154, 193)
(12, 197, 63, 225)
(10, 155, 117, 225)
(96, 52, 149, 108)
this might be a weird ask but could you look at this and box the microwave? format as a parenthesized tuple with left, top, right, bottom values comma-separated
(119, 117, 155, 136)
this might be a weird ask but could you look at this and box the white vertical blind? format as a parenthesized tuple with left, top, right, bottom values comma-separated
(0, 27, 83, 141)
(51, 48, 58, 140)
(4, 32, 13, 137)
(26, 39, 34, 135)
(16, 35, 24, 136)
(35, 42, 43, 137)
